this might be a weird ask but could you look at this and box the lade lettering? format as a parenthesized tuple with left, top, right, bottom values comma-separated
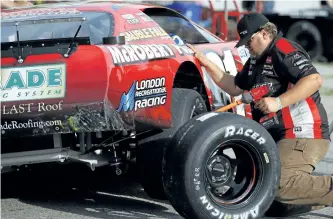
(107, 44, 175, 65)
(117, 77, 167, 112)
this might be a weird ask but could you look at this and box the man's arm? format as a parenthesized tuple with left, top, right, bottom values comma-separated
(279, 50, 323, 108)
(187, 44, 245, 97)
(279, 74, 323, 108)
(255, 50, 323, 114)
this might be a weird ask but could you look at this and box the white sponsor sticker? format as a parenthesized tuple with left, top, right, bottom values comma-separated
(236, 45, 250, 65)
(121, 14, 140, 24)
(106, 44, 175, 65)
(1, 64, 66, 102)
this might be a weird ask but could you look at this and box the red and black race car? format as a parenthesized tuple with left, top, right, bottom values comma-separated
(1, 1, 281, 218)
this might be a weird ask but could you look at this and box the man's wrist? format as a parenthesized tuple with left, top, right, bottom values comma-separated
(276, 97, 283, 110)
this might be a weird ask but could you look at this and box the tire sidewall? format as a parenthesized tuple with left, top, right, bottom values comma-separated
(137, 88, 207, 199)
(286, 21, 323, 60)
(173, 89, 208, 128)
(182, 114, 280, 219)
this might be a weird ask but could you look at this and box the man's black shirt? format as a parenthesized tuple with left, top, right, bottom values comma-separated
(234, 32, 330, 141)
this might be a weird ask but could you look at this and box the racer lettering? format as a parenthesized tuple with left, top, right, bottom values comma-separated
(224, 126, 266, 145)
(117, 77, 167, 112)
(120, 27, 169, 42)
(200, 195, 259, 219)
(107, 44, 175, 65)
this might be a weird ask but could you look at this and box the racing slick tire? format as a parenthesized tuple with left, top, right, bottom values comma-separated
(162, 112, 281, 219)
(137, 88, 207, 200)
(286, 21, 323, 62)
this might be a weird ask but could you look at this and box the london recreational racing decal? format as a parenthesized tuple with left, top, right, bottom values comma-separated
(1, 63, 66, 102)
(116, 77, 167, 112)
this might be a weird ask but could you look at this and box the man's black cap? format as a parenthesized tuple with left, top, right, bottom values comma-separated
(235, 12, 269, 48)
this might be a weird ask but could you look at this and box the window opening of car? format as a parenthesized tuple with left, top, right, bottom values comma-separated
(143, 8, 210, 44)
(1, 11, 114, 45)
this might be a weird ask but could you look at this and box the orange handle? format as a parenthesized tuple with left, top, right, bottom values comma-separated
(216, 99, 243, 112)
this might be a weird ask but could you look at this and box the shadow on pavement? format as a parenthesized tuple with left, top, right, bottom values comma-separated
(1, 163, 179, 219)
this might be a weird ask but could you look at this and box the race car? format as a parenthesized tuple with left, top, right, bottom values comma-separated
(1, 1, 281, 218)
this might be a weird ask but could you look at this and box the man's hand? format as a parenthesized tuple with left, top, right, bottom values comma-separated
(255, 97, 279, 114)
(185, 43, 244, 97)
(186, 43, 211, 67)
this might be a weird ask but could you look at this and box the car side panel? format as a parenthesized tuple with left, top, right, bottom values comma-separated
(103, 7, 248, 128)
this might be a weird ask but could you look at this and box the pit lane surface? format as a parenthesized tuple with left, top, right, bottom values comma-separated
(1, 165, 333, 219)
(1, 63, 333, 219)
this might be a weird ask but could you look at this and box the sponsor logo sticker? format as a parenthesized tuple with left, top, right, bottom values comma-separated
(106, 44, 175, 65)
(120, 27, 169, 42)
(1, 119, 62, 134)
(121, 14, 140, 24)
(117, 77, 167, 112)
(1, 64, 66, 102)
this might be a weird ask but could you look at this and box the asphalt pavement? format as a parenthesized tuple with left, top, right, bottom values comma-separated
(1, 62, 333, 219)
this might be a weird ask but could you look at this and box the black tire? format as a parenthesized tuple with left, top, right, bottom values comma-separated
(137, 88, 208, 199)
(286, 21, 323, 62)
(162, 112, 281, 219)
